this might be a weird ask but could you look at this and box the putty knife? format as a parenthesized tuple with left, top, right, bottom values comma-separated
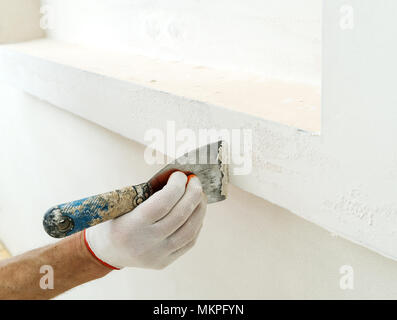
(43, 141, 229, 238)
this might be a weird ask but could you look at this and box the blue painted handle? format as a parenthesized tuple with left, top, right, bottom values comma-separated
(43, 183, 152, 238)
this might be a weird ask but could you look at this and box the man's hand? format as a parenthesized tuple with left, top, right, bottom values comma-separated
(85, 171, 207, 270)
(0, 171, 207, 299)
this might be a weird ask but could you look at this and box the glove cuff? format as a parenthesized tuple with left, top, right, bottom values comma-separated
(83, 229, 120, 270)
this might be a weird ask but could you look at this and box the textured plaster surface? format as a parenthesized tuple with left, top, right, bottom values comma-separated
(0, 0, 396, 261)
(1, 84, 397, 299)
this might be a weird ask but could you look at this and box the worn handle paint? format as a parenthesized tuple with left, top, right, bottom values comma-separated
(43, 183, 153, 238)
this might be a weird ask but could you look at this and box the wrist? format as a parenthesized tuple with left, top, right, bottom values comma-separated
(82, 229, 120, 271)
(74, 231, 116, 276)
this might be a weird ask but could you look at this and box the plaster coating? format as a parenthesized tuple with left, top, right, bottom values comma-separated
(1, 83, 397, 299)
(0, 1, 396, 261)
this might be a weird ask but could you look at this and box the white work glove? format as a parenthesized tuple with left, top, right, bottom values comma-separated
(84, 171, 207, 270)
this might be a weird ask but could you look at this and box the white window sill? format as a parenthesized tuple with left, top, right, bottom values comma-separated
(0, 39, 320, 132)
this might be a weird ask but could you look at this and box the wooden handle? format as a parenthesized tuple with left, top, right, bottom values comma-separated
(43, 183, 153, 238)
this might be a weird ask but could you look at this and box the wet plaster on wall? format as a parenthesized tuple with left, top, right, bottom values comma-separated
(5, 83, 397, 299)
(0, 1, 396, 260)
(0, 45, 397, 260)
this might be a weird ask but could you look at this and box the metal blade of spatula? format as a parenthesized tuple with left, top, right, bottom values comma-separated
(43, 140, 229, 238)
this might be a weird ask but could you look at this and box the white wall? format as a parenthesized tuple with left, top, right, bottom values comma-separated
(1, 0, 397, 299)
(1, 83, 397, 299)
(41, 0, 322, 85)
(1, 0, 397, 262)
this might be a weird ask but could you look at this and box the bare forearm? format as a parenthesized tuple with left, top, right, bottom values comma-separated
(0, 231, 111, 299)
